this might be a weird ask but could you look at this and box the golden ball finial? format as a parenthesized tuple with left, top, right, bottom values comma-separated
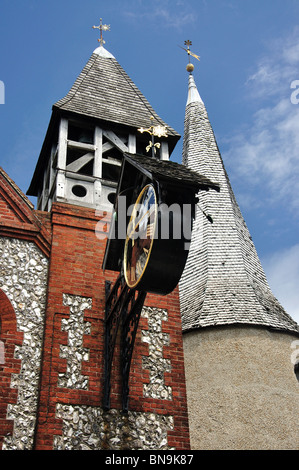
(186, 63, 194, 73)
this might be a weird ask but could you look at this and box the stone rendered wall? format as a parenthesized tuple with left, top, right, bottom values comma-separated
(183, 326, 299, 450)
(0, 237, 48, 450)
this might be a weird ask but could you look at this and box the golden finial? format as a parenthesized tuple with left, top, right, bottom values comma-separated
(92, 18, 110, 46)
(138, 116, 168, 139)
(179, 40, 200, 73)
(138, 116, 168, 157)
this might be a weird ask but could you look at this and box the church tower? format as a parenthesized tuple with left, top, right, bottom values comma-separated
(179, 50, 299, 450)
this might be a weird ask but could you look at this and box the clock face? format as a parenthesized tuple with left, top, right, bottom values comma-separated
(124, 184, 157, 289)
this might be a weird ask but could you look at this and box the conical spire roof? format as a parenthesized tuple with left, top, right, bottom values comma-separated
(27, 45, 180, 197)
(179, 72, 299, 335)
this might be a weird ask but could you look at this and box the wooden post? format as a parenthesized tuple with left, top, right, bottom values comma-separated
(160, 141, 169, 161)
(94, 126, 103, 208)
(56, 118, 68, 200)
(128, 134, 136, 154)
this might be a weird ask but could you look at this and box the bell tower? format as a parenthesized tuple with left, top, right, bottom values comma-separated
(27, 26, 179, 212)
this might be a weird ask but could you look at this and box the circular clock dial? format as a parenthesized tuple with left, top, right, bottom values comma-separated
(124, 184, 157, 288)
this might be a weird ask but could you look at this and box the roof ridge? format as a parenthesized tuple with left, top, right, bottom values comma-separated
(0, 167, 34, 210)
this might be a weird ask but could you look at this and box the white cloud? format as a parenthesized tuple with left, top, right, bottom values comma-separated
(224, 27, 299, 213)
(246, 26, 299, 98)
(223, 28, 299, 329)
(123, 0, 197, 30)
(262, 244, 299, 325)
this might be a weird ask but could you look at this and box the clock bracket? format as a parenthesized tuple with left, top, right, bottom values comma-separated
(103, 274, 147, 412)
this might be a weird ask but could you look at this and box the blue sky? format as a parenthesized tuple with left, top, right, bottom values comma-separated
(0, 0, 299, 322)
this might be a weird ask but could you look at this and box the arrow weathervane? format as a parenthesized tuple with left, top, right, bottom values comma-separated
(179, 40, 200, 73)
(179, 40, 200, 61)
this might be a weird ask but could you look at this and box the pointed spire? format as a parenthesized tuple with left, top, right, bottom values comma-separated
(179, 70, 299, 335)
(186, 73, 203, 106)
(179, 40, 203, 106)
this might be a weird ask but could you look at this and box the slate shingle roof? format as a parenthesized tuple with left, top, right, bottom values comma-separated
(179, 75, 299, 336)
(123, 153, 220, 192)
(54, 47, 179, 138)
(27, 46, 180, 197)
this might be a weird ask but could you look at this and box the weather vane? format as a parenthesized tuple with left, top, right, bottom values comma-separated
(179, 40, 200, 73)
(93, 18, 110, 46)
(138, 117, 168, 158)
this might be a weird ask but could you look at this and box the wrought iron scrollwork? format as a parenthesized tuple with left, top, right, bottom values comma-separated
(121, 289, 147, 412)
(103, 275, 127, 411)
(103, 275, 146, 412)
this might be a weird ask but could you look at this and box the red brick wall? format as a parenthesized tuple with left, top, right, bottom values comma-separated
(0, 170, 51, 257)
(0, 290, 23, 449)
(35, 202, 190, 450)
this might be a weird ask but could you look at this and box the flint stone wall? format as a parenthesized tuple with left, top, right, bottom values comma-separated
(55, 404, 174, 450)
(0, 239, 176, 450)
(54, 302, 175, 450)
(0, 237, 48, 450)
